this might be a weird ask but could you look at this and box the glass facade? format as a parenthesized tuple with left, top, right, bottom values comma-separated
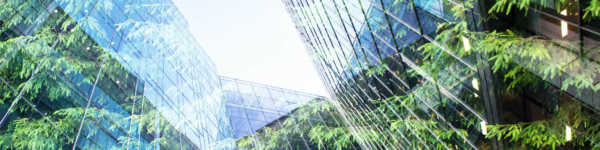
(220, 76, 324, 139)
(1, 0, 233, 149)
(284, 0, 600, 149)
(220, 77, 357, 149)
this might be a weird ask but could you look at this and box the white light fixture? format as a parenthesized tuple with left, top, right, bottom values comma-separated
(54, 10, 58, 13)
(111, 42, 114, 45)
(566, 126, 572, 141)
(462, 36, 471, 51)
(116, 81, 119, 84)
(561, 10, 568, 37)
(86, 47, 90, 50)
(472, 79, 479, 91)
(481, 121, 487, 135)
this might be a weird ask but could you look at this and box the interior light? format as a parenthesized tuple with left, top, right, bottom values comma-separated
(462, 36, 471, 51)
(481, 121, 487, 135)
(472, 79, 479, 91)
(561, 10, 568, 37)
(566, 126, 572, 141)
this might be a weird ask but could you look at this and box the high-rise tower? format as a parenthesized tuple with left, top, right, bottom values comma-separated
(0, 0, 233, 149)
(284, 0, 600, 149)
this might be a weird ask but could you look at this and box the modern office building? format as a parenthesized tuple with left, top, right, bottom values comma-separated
(0, 0, 233, 149)
(220, 76, 323, 138)
(284, 0, 600, 149)
(220, 77, 358, 149)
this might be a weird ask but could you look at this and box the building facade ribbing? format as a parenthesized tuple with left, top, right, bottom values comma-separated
(283, 0, 600, 149)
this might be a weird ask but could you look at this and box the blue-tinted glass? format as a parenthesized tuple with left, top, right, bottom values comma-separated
(227, 106, 246, 118)
(252, 85, 270, 98)
(249, 120, 267, 132)
(263, 112, 280, 123)
(259, 97, 277, 111)
(230, 117, 251, 132)
(241, 94, 260, 108)
(245, 109, 266, 121)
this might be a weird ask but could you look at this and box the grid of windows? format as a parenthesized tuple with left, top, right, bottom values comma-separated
(0, 0, 233, 149)
(221, 77, 325, 139)
(283, 0, 600, 149)
(221, 77, 358, 149)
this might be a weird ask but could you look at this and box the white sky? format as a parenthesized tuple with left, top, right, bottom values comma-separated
(171, 0, 329, 97)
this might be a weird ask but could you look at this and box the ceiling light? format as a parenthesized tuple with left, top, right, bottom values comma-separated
(561, 10, 568, 37)
(472, 79, 479, 91)
(566, 126, 572, 141)
(462, 36, 470, 51)
(481, 121, 487, 135)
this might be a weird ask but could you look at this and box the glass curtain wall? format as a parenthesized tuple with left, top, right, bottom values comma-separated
(220, 77, 357, 149)
(0, 0, 234, 149)
(283, 0, 600, 149)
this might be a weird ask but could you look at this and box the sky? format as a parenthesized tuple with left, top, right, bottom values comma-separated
(171, 0, 330, 97)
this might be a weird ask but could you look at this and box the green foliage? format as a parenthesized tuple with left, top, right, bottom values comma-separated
(489, 0, 599, 21)
(485, 101, 600, 149)
(412, 0, 600, 149)
(366, 63, 388, 77)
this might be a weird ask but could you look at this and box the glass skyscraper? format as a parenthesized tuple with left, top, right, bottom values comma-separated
(284, 0, 600, 149)
(220, 77, 325, 138)
(0, 0, 233, 149)
(220, 77, 358, 149)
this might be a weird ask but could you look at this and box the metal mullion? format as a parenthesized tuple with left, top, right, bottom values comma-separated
(330, 0, 373, 84)
(376, 0, 411, 82)
(312, 0, 355, 73)
(303, 0, 350, 89)
(297, 0, 333, 64)
(316, 0, 368, 88)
